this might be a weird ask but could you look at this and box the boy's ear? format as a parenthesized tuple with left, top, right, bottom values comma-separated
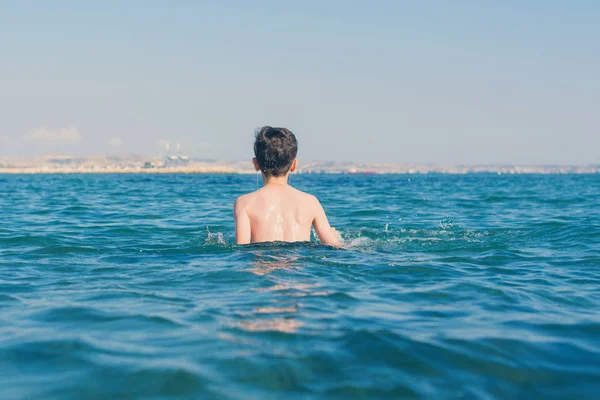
(252, 158, 260, 171)
(290, 159, 298, 173)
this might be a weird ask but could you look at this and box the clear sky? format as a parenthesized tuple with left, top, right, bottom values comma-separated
(1, 1, 598, 164)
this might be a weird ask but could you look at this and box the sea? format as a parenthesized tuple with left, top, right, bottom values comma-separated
(0, 173, 599, 399)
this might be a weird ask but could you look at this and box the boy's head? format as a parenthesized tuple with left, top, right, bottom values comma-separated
(253, 126, 298, 177)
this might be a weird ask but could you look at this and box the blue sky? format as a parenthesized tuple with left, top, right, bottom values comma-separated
(1, 1, 598, 164)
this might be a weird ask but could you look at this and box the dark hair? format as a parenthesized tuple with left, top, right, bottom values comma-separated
(253, 126, 298, 177)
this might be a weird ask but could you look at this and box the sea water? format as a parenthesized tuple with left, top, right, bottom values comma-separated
(0, 173, 599, 399)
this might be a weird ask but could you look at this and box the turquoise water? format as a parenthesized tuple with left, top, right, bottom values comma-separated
(1, 173, 599, 399)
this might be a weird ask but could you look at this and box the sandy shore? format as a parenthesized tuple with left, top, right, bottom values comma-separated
(0, 166, 249, 174)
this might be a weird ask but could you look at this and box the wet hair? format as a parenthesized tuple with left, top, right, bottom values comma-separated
(253, 126, 298, 177)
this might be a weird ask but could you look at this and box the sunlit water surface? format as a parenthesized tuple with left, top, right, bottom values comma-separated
(1, 174, 599, 399)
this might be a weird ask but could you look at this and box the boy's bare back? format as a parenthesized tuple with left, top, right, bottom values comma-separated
(234, 126, 341, 246)
(235, 184, 339, 245)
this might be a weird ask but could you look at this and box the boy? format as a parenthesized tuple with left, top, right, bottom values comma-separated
(234, 126, 341, 246)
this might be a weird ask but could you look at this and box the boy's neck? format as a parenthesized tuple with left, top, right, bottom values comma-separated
(262, 173, 290, 186)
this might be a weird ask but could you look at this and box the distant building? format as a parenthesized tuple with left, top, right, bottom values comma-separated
(143, 161, 164, 169)
(163, 143, 190, 167)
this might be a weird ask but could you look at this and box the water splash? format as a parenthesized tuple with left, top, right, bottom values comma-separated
(205, 226, 226, 245)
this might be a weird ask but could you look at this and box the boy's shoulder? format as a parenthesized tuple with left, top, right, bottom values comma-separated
(290, 187, 318, 202)
(234, 192, 255, 218)
(234, 191, 256, 207)
(287, 188, 322, 212)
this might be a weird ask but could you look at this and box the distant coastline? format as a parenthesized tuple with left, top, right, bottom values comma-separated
(0, 155, 598, 174)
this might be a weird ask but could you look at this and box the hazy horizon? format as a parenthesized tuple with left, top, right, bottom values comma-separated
(2, 152, 599, 168)
(1, 1, 599, 165)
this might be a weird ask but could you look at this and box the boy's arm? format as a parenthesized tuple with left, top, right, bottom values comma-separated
(234, 197, 251, 245)
(311, 196, 342, 247)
